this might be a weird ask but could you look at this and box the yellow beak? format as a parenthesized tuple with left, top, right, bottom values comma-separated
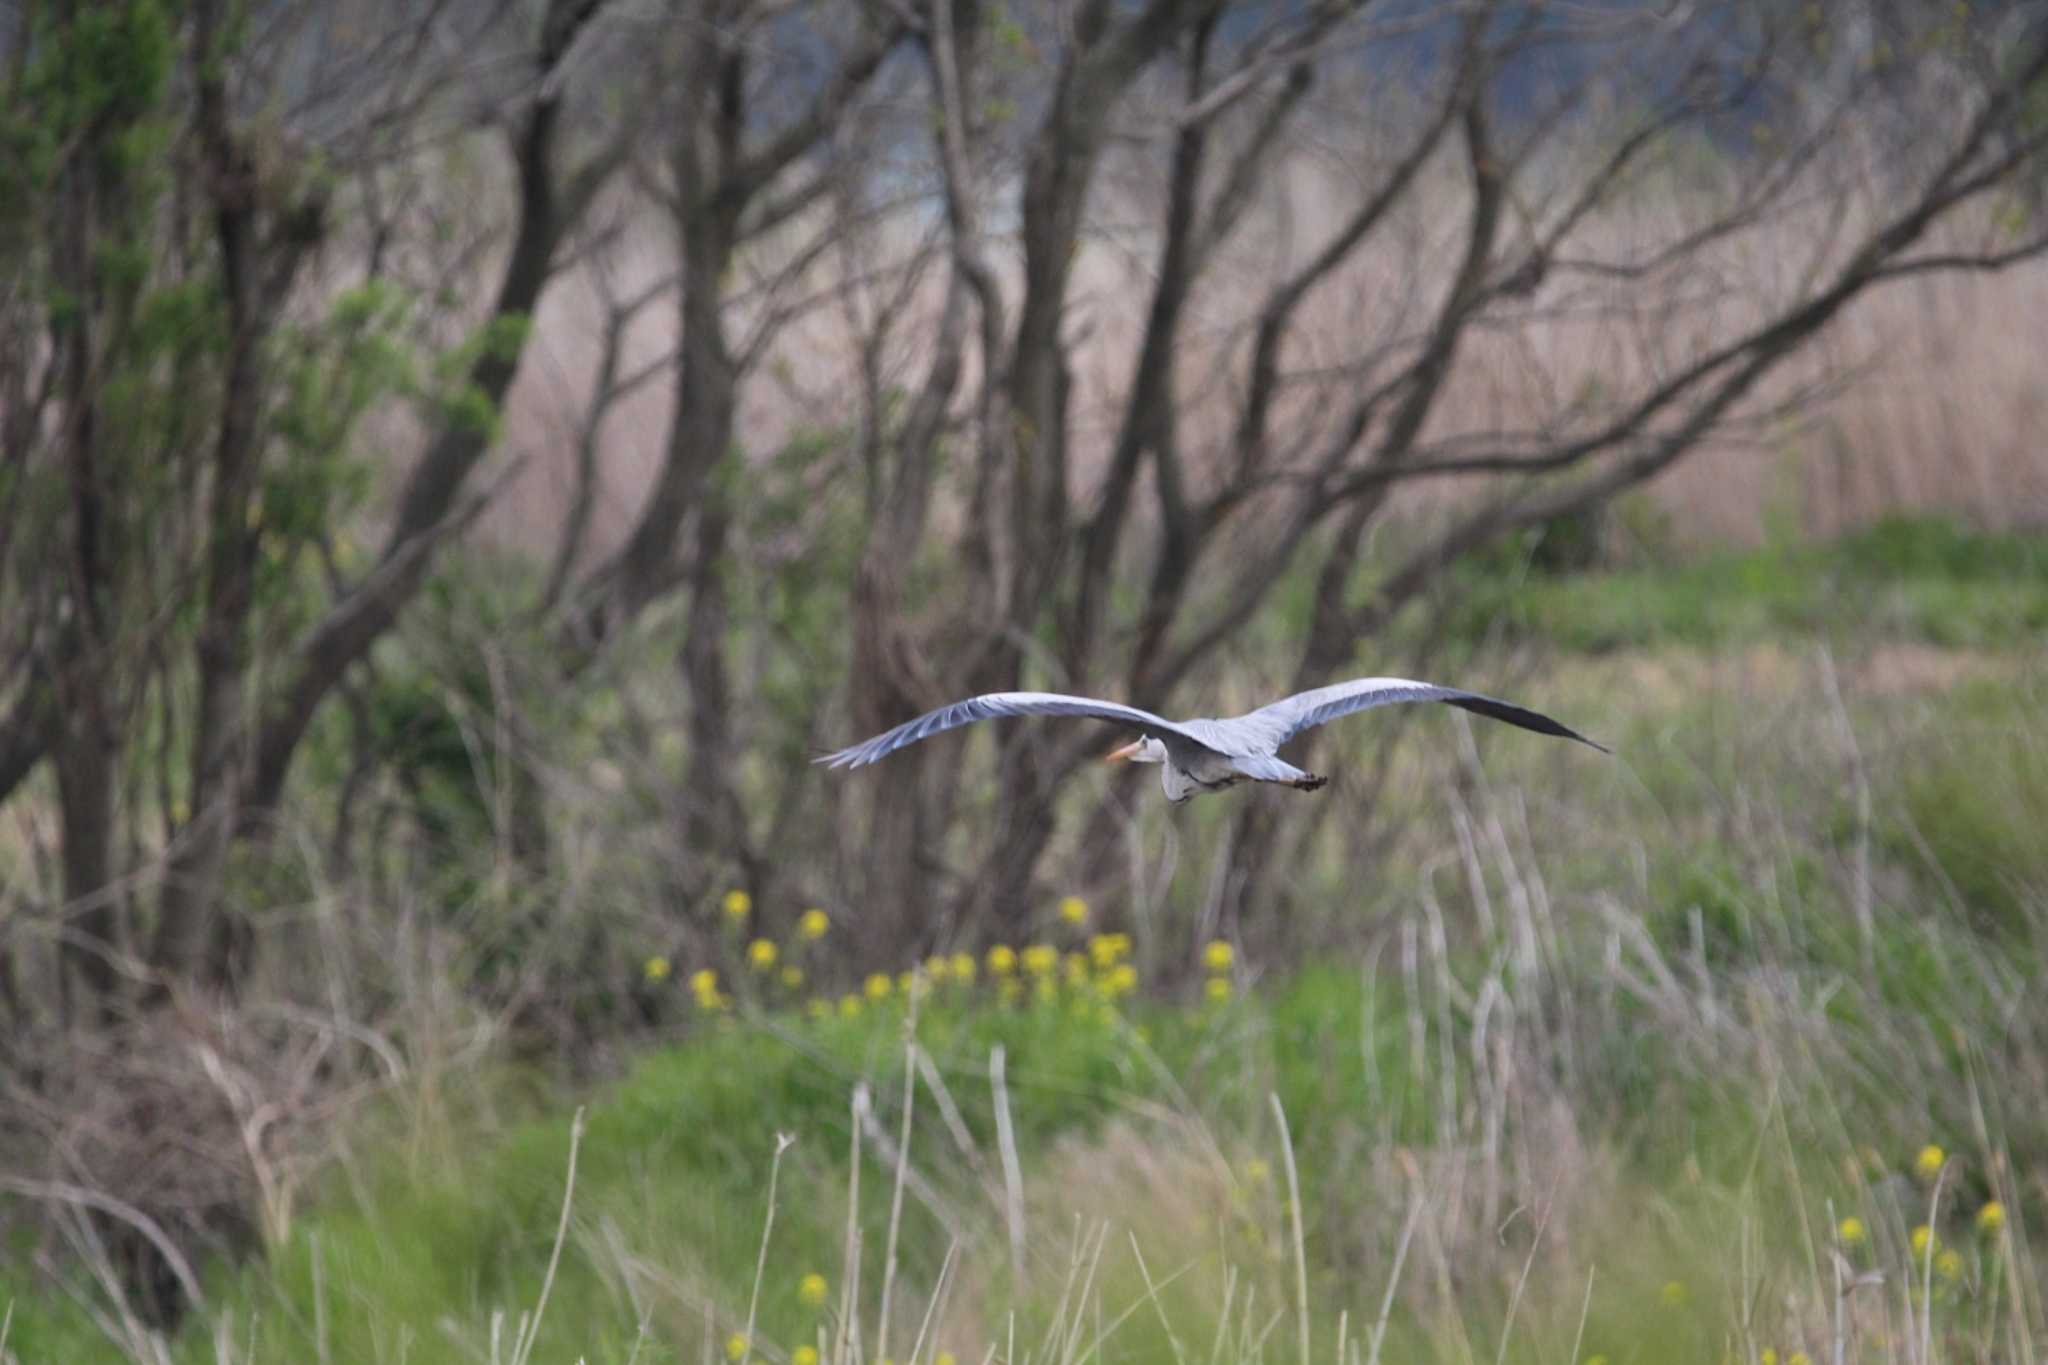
(1104, 741, 1142, 764)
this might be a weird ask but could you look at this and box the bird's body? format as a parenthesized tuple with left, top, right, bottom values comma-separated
(820, 677, 1606, 803)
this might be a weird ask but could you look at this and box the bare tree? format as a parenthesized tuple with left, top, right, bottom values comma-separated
(797, 0, 2048, 938)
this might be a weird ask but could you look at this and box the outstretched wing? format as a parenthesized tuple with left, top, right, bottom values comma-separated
(1233, 677, 1609, 754)
(818, 692, 1216, 770)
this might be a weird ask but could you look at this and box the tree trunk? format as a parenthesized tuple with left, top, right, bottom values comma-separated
(54, 718, 120, 1021)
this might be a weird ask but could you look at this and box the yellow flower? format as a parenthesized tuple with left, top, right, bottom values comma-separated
(1977, 1201, 2006, 1236)
(643, 955, 672, 982)
(1021, 944, 1058, 977)
(747, 939, 778, 971)
(1063, 952, 1089, 986)
(1760, 1351, 1778, 1365)
(726, 1333, 749, 1362)
(723, 889, 752, 920)
(690, 968, 719, 998)
(1911, 1224, 1935, 1255)
(1100, 963, 1138, 999)
(1838, 1216, 1867, 1247)
(865, 972, 893, 1002)
(1245, 1157, 1271, 1185)
(798, 908, 830, 940)
(949, 951, 976, 983)
(780, 965, 805, 989)
(987, 945, 1017, 976)
(1935, 1249, 1963, 1282)
(1914, 1144, 1945, 1181)
(924, 955, 951, 983)
(794, 1349, 820, 1365)
(1058, 895, 1088, 925)
(1202, 940, 1234, 972)
(1088, 933, 1131, 968)
(1660, 1280, 1687, 1306)
(839, 994, 863, 1018)
(798, 1271, 828, 1307)
(1205, 976, 1233, 1003)
(936, 1354, 956, 1365)
(1788, 1353, 1812, 1365)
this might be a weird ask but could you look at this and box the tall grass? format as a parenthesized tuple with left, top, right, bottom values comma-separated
(6, 643, 2043, 1365)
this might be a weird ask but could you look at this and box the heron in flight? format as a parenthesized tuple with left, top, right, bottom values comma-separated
(821, 677, 1607, 803)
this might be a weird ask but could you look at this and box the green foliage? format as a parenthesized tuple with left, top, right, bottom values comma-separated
(36, 0, 174, 129)
(731, 423, 866, 769)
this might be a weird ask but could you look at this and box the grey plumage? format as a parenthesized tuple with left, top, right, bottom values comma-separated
(820, 677, 1606, 803)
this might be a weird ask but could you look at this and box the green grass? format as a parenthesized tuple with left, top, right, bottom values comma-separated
(7, 885, 2042, 1364)
(1436, 516, 2048, 652)
(8, 517, 2048, 1365)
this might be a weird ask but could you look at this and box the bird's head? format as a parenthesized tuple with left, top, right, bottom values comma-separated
(1104, 736, 1168, 766)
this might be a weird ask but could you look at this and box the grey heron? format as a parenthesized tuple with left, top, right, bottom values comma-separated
(821, 677, 1607, 803)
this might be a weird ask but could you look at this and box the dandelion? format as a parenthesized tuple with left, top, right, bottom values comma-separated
(1058, 895, 1088, 925)
(924, 955, 951, 983)
(1660, 1280, 1687, 1307)
(1838, 1216, 1867, 1247)
(1788, 1353, 1812, 1365)
(987, 944, 1018, 976)
(780, 965, 805, 989)
(936, 1353, 956, 1365)
(1206, 976, 1233, 1003)
(794, 1350, 819, 1365)
(726, 1333, 750, 1362)
(1935, 1249, 1963, 1282)
(748, 939, 778, 971)
(949, 951, 976, 983)
(643, 955, 672, 983)
(1021, 944, 1058, 977)
(723, 889, 752, 921)
(839, 994, 863, 1018)
(689, 968, 719, 1002)
(1911, 1225, 1935, 1256)
(798, 1272, 829, 1307)
(865, 972, 893, 1002)
(1760, 1351, 1778, 1365)
(1202, 940, 1234, 972)
(1977, 1201, 2006, 1236)
(799, 908, 830, 940)
(1100, 963, 1138, 999)
(1914, 1144, 1945, 1181)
